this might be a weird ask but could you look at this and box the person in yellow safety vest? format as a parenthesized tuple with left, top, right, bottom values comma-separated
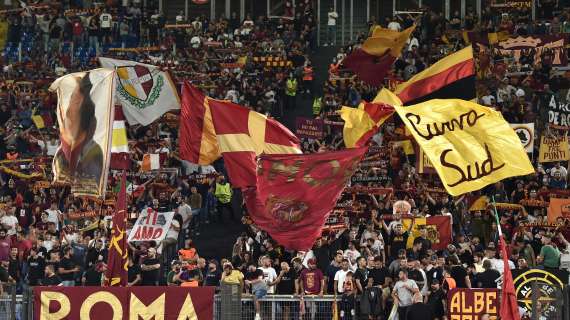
(214, 175, 235, 222)
(312, 97, 322, 116)
(302, 61, 314, 95)
(285, 73, 297, 110)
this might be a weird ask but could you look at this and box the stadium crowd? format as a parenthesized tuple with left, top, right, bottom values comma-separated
(0, 0, 570, 319)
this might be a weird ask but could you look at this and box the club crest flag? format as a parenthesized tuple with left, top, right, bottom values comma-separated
(395, 99, 534, 196)
(510, 123, 535, 153)
(99, 57, 180, 126)
(50, 69, 115, 198)
(243, 147, 367, 250)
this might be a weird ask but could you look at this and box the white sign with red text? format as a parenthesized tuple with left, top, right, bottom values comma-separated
(128, 208, 174, 243)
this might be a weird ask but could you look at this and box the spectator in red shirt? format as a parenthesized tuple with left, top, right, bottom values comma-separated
(299, 258, 324, 295)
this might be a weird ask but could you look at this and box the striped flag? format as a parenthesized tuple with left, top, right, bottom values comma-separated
(110, 106, 130, 169)
(141, 154, 160, 172)
(179, 82, 301, 188)
(339, 101, 395, 148)
(391, 46, 476, 105)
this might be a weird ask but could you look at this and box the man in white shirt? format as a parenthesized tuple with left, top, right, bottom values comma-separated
(0, 209, 18, 236)
(175, 11, 185, 24)
(344, 240, 361, 271)
(549, 162, 568, 180)
(333, 259, 351, 294)
(258, 256, 278, 294)
(45, 203, 62, 231)
(387, 17, 402, 31)
(99, 10, 112, 44)
(327, 7, 338, 46)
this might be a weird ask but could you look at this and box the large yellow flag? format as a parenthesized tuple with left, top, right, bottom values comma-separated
(395, 99, 534, 195)
(339, 102, 395, 148)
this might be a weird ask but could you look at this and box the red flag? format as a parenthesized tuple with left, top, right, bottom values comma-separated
(243, 147, 367, 250)
(179, 82, 301, 188)
(105, 171, 128, 286)
(426, 216, 452, 251)
(342, 49, 396, 87)
(500, 235, 521, 320)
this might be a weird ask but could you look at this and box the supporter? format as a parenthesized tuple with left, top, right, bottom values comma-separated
(392, 270, 419, 318)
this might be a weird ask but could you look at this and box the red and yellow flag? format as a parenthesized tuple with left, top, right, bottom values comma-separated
(105, 171, 128, 286)
(339, 101, 395, 148)
(179, 82, 301, 187)
(343, 25, 415, 86)
(243, 147, 367, 250)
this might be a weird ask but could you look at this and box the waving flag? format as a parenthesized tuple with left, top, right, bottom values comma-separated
(343, 25, 415, 86)
(179, 82, 301, 187)
(50, 69, 115, 198)
(392, 46, 476, 105)
(99, 57, 180, 126)
(396, 99, 534, 195)
(105, 171, 128, 286)
(340, 102, 395, 147)
(243, 147, 367, 250)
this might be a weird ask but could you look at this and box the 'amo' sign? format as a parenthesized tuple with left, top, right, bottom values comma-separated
(127, 209, 175, 243)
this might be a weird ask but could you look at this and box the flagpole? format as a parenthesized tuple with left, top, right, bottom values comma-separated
(491, 196, 502, 237)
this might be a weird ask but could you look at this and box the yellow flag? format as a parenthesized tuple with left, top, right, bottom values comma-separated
(362, 25, 416, 57)
(395, 99, 534, 196)
(373, 88, 402, 106)
(339, 107, 376, 148)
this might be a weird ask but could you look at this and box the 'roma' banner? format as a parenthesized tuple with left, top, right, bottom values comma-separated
(401, 216, 452, 250)
(34, 286, 214, 320)
(447, 288, 499, 320)
(128, 209, 175, 243)
(395, 99, 534, 195)
(243, 147, 367, 250)
(548, 197, 570, 223)
(538, 135, 570, 163)
(50, 69, 116, 198)
(295, 117, 324, 139)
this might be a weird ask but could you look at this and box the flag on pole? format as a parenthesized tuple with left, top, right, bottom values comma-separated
(391, 46, 476, 105)
(491, 197, 521, 320)
(105, 171, 128, 286)
(141, 154, 160, 172)
(243, 147, 367, 250)
(99, 57, 180, 126)
(339, 102, 394, 147)
(179, 82, 301, 187)
(343, 25, 415, 86)
(110, 106, 130, 169)
(50, 68, 115, 198)
(395, 99, 534, 195)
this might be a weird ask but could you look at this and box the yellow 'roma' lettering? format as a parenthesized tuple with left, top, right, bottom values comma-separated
(177, 294, 198, 320)
(130, 293, 165, 320)
(40, 291, 70, 320)
(80, 291, 122, 320)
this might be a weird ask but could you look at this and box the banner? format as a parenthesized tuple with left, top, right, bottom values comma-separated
(395, 99, 534, 195)
(538, 135, 570, 163)
(34, 286, 214, 320)
(510, 123, 534, 153)
(295, 117, 324, 139)
(99, 57, 180, 126)
(447, 288, 499, 320)
(128, 208, 175, 243)
(401, 216, 452, 250)
(488, 35, 567, 66)
(50, 69, 116, 198)
(548, 197, 570, 223)
(512, 268, 569, 319)
(243, 147, 367, 250)
(547, 95, 570, 129)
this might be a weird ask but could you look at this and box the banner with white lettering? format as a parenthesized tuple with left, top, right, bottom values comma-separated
(128, 208, 174, 242)
(547, 95, 570, 129)
(538, 135, 570, 163)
